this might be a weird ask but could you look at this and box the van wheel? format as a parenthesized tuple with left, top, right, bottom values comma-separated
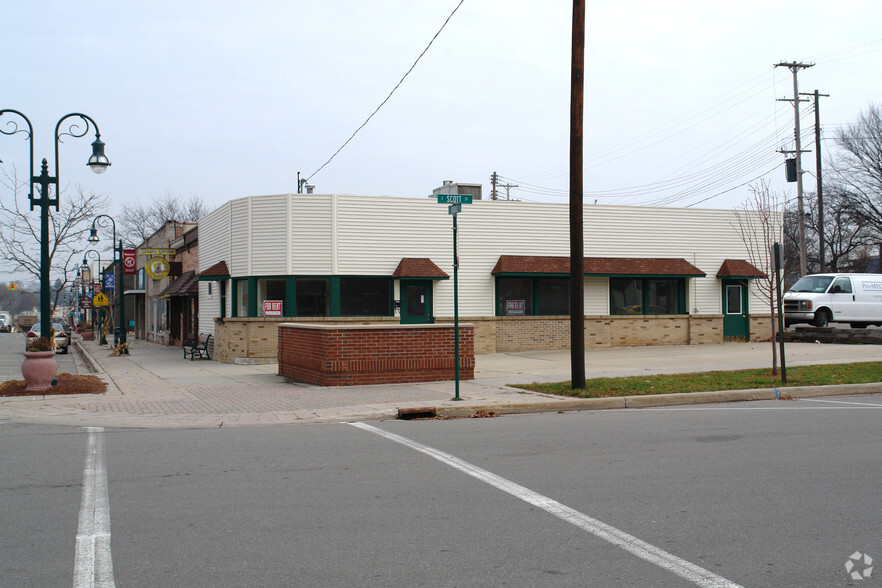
(813, 309, 831, 328)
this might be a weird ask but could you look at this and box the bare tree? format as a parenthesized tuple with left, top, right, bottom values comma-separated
(733, 180, 784, 374)
(0, 165, 109, 316)
(120, 192, 207, 247)
(830, 103, 882, 239)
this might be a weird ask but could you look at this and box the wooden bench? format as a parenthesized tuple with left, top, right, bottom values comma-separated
(183, 333, 212, 360)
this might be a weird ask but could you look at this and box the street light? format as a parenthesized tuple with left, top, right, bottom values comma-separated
(0, 110, 110, 343)
(89, 214, 127, 353)
(82, 249, 104, 344)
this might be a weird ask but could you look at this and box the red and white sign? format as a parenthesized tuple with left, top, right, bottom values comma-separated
(93, 282, 102, 295)
(123, 249, 137, 275)
(263, 300, 283, 317)
(506, 300, 526, 316)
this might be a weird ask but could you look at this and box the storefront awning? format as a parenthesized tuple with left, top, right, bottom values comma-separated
(716, 259, 766, 279)
(157, 270, 198, 298)
(392, 258, 450, 280)
(197, 260, 230, 281)
(491, 255, 706, 277)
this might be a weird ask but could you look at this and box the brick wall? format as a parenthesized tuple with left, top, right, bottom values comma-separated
(279, 323, 475, 386)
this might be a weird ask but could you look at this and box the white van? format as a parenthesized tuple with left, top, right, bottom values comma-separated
(784, 273, 882, 328)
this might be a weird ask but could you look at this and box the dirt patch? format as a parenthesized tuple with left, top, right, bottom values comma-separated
(0, 373, 108, 397)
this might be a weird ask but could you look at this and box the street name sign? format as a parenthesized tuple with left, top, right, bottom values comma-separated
(436, 194, 473, 204)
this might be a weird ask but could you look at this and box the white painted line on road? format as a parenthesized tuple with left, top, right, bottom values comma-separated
(73, 427, 115, 588)
(797, 398, 882, 407)
(350, 422, 742, 588)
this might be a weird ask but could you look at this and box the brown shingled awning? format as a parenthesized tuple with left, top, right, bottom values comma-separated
(491, 255, 705, 277)
(392, 258, 449, 279)
(716, 259, 766, 279)
(197, 260, 230, 281)
(158, 270, 198, 298)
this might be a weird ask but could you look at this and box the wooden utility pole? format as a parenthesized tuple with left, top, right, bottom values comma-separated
(776, 61, 813, 276)
(569, 0, 586, 389)
(801, 89, 829, 272)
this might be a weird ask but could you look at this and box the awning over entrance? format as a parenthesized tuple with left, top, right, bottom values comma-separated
(716, 259, 766, 279)
(392, 258, 450, 280)
(197, 260, 230, 281)
(491, 255, 706, 277)
(158, 270, 198, 299)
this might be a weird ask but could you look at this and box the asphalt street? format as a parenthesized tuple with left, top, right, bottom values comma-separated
(2, 394, 880, 587)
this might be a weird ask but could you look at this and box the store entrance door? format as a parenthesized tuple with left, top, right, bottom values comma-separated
(722, 279, 749, 340)
(400, 280, 433, 324)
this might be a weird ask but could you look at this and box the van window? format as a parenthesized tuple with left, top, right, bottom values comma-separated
(789, 276, 833, 293)
(830, 277, 852, 294)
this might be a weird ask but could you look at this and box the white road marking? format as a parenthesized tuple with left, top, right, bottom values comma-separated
(73, 427, 115, 588)
(797, 398, 882, 407)
(350, 421, 742, 588)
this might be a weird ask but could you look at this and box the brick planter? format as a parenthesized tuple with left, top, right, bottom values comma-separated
(279, 323, 475, 386)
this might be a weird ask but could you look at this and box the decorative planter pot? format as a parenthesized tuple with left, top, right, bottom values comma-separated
(21, 351, 58, 391)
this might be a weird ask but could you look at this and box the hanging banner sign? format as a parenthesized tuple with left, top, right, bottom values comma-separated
(93, 282, 102, 295)
(104, 273, 114, 291)
(146, 256, 171, 280)
(123, 249, 137, 275)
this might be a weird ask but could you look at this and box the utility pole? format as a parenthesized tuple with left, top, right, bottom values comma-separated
(569, 0, 586, 389)
(800, 89, 829, 272)
(490, 171, 498, 200)
(776, 61, 814, 276)
(499, 181, 518, 200)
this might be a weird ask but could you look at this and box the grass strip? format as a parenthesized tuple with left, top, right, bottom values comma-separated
(515, 361, 882, 399)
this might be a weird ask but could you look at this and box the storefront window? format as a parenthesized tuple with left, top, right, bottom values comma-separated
(497, 278, 533, 316)
(296, 278, 330, 317)
(235, 279, 248, 317)
(257, 278, 287, 316)
(611, 278, 682, 315)
(536, 278, 569, 315)
(340, 277, 391, 316)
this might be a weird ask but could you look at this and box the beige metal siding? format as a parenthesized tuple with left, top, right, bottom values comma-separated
(250, 194, 289, 275)
(291, 196, 334, 273)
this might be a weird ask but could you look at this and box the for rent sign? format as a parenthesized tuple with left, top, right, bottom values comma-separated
(263, 300, 283, 317)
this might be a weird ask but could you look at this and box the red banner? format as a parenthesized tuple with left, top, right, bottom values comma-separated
(123, 249, 137, 275)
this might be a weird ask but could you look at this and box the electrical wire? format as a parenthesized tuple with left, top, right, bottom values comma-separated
(305, 0, 466, 182)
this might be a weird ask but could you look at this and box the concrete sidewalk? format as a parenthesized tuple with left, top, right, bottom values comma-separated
(1, 335, 880, 429)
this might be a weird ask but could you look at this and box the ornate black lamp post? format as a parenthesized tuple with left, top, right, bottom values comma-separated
(0, 110, 110, 342)
(82, 249, 105, 344)
(89, 214, 127, 352)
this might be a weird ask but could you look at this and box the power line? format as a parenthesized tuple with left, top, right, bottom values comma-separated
(305, 0, 466, 182)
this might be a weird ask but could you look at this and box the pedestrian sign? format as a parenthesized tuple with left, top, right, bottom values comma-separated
(93, 292, 110, 307)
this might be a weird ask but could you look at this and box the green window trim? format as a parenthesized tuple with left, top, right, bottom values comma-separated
(230, 275, 394, 318)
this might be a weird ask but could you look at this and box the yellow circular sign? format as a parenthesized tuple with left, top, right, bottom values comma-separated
(146, 256, 171, 280)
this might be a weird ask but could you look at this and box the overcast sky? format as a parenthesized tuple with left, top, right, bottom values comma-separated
(2, 1, 881, 225)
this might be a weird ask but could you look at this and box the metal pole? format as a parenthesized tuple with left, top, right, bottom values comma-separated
(453, 212, 461, 401)
(774, 243, 787, 384)
(118, 239, 128, 353)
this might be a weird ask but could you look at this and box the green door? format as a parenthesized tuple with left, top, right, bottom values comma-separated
(722, 279, 749, 340)
(400, 280, 433, 324)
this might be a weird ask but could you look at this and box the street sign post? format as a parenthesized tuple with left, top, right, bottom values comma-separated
(436, 195, 473, 400)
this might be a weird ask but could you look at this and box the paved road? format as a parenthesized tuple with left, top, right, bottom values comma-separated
(3, 395, 879, 587)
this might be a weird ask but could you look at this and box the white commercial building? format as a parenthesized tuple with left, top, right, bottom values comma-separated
(195, 194, 776, 363)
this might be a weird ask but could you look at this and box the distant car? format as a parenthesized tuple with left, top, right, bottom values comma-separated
(26, 322, 70, 354)
(0, 317, 9, 333)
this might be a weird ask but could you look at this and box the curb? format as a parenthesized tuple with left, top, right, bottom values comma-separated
(434, 382, 882, 418)
(72, 338, 122, 396)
